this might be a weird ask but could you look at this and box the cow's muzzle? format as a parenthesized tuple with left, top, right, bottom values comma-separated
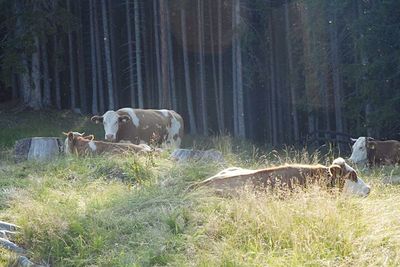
(105, 134, 116, 142)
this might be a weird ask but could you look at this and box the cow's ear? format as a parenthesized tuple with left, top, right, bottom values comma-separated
(62, 131, 69, 136)
(346, 171, 358, 182)
(329, 164, 342, 178)
(118, 115, 131, 123)
(367, 142, 375, 149)
(350, 138, 357, 143)
(68, 132, 74, 142)
(91, 116, 103, 124)
(370, 144, 375, 150)
(83, 134, 94, 141)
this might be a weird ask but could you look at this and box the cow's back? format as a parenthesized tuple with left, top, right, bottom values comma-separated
(253, 165, 329, 189)
(368, 140, 400, 164)
(198, 165, 329, 192)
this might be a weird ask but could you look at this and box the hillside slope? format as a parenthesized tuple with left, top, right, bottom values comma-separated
(0, 110, 400, 266)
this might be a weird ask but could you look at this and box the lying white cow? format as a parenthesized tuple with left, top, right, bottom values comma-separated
(349, 137, 400, 165)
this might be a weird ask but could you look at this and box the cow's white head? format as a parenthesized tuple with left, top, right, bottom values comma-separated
(349, 137, 368, 165)
(91, 111, 131, 141)
(331, 157, 371, 197)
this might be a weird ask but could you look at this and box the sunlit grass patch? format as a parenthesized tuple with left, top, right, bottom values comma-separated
(187, 182, 400, 266)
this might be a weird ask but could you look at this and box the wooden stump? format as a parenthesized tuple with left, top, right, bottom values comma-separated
(14, 137, 64, 162)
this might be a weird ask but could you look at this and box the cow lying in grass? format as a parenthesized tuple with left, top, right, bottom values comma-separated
(349, 137, 400, 166)
(63, 132, 152, 156)
(192, 158, 371, 197)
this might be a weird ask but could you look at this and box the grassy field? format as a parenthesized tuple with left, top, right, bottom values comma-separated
(1, 109, 400, 266)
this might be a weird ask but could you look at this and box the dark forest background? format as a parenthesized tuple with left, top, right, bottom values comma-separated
(0, 0, 399, 146)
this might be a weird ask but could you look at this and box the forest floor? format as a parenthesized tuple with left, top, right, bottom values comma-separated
(1, 109, 400, 266)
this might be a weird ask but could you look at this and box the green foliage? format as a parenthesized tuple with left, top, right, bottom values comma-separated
(0, 0, 77, 85)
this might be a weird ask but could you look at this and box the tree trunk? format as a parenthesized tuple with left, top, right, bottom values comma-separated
(141, 1, 152, 107)
(30, 36, 42, 110)
(299, 2, 316, 136)
(356, 0, 372, 136)
(284, 0, 299, 142)
(90, 0, 98, 114)
(153, 0, 162, 106)
(166, 2, 177, 110)
(181, 6, 197, 134)
(94, 2, 105, 112)
(20, 56, 30, 105)
(268, 13, 278, 146)
(329, 7, 343, 138)
(209, 2, 221, 133)
(41, 36, 51, 108)
(197, 0, 208, 135)
(53, 34, 61, 109)
(101, 0, 115, 110)
(235, 0, 245, 137)
(134, 0, 144, 108)
(159, 0, 170, 108)
(126, 0, 136, 107)
(15, 0, 31, 105)
(77, 0, 87, 113)
(67, 0, 76, 110)
(217, 0, 225, 132)
(232, 0, 238, 137)
(11, 74, 18, 100)
(108, 0, 119, 108)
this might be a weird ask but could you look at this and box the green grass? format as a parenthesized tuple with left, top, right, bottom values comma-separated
(1, 110, 400, 266)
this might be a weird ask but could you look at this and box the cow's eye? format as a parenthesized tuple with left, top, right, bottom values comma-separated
(359, 147, 363, 150)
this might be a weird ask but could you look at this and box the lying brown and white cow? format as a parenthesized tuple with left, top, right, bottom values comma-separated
(63, 132, 151, 156)
(349, 137, 400, 165)
(192, 157, 371, 197)
(91, 108, 184, 148)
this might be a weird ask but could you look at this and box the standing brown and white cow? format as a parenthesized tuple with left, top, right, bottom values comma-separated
(91, 108, 184, 147)
(349, 137, 400, 165)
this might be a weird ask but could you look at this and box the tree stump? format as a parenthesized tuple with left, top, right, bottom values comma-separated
(14, 137, 64, 163)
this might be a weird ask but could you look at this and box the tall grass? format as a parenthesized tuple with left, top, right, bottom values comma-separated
(1, 110, 400, 266)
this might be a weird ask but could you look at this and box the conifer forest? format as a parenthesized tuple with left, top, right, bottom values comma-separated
(1, 0, 399, 145)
